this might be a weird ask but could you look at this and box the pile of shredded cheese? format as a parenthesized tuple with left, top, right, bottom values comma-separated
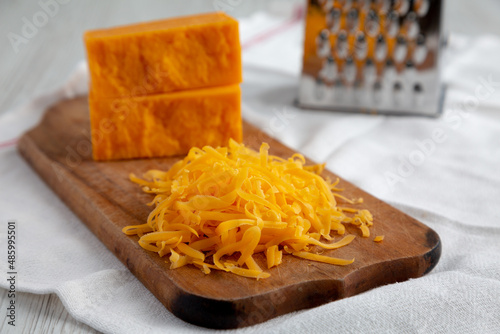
(123, 140, 373, 279)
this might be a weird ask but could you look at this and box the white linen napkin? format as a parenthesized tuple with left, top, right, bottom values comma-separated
(1, 10, 500, 334)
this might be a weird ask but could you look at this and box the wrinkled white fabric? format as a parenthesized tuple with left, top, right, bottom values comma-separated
(1, 11, 499, 334)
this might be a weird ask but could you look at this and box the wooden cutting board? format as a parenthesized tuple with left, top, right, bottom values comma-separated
(18, 97, 441, 329)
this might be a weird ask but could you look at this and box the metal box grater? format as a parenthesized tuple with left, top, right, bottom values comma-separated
(298, 0, 446, 116)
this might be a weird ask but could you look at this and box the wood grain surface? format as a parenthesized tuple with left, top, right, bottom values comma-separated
(17, 97, 441, 329)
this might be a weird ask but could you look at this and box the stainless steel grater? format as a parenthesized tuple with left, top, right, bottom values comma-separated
(298, 0, 446, 116)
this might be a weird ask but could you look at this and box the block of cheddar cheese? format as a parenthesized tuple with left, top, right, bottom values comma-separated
(84, 12, 241, 98)
(89, 85, 242, 161)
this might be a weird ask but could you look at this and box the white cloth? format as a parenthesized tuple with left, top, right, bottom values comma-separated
(1, 11, 500, 334)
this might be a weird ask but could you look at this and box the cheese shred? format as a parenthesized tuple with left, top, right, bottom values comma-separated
(123, 140, 374, 279)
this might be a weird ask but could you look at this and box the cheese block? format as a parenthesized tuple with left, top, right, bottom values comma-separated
(84, 12, 241, 98)
(89, 85, 242, 161)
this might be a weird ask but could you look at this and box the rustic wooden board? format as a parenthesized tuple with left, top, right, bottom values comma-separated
(18, 97, 441, 329)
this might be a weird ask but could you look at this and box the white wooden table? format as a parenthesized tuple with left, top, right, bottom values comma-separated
(1, 0, 500, 333)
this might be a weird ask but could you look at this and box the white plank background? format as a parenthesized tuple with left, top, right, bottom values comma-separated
(1, 0, 500, 333)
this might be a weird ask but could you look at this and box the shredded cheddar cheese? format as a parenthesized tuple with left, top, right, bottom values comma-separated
(123, 140, 374, 279)
(374, 235, 384, 243)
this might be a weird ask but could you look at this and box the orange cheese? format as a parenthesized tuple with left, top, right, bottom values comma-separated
(89, 85, 242, 160)
(123, 141, 372, 279)
(84, 12, 242, 98)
